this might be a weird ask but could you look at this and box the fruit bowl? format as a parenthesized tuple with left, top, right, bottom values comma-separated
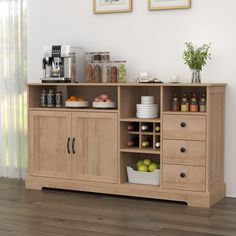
(92, 101, 116, 109)
(65, 101, 89, 108)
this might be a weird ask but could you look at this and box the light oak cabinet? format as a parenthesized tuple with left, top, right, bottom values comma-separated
(29, 110, 118, 183)
(29, 111, 72, 179)
(72, 112, 118, 183)
(26, 83, 226, 208)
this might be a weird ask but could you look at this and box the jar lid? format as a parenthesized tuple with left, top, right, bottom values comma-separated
(94, 54, 102, 61)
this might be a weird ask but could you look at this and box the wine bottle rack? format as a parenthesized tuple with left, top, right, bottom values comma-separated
(120, 120, 161, 153)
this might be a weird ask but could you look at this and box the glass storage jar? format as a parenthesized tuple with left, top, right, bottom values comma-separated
(181, 93, 189, 112)
(102, 62, 110, 83)
(85, 52, 94, 83)
(93, 53, 102, 83)
(109, 61, 118, 83)
(117, 61, 127, 83)
(171, 93, 180, 111)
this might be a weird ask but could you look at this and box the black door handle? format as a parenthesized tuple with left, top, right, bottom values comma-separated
(72, 138, 75, 154)
(67, 138, 71, 154)
(180, 147, 186, 153)
(180, 122, 186, 128)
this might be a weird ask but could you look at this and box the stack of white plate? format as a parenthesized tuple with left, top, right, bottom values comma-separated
(136, 96, 158, 118)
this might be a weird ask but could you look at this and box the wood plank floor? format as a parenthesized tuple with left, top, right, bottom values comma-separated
(0, 178, 236, 236)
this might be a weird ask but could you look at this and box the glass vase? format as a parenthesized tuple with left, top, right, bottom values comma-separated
(191, 69, 201, 83)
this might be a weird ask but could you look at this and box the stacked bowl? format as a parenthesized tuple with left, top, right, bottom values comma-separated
(136, 96, 158, 118)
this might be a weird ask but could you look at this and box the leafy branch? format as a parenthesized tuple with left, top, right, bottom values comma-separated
(183, 42, 211, 71)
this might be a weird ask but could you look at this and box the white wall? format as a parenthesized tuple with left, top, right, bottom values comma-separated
(27, 0, 236, 197)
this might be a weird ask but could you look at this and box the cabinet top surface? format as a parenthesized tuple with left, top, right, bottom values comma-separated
(27, 82, 227, 87)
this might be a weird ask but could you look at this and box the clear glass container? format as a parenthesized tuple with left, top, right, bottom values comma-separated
(85, 52, 94, 83)
(199, 93, 207, 112)
(109, 61, 118, 83)
(171, 93, 180, 112)
(93, 53, 102, 83)
(190, 93, 199, 112)
(102, 62, 110, 83)
(117, 61, 127, 83)
(181, 93, 189, 112)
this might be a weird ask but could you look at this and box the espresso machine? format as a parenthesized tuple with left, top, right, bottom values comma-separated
(41, 45, 84, 83)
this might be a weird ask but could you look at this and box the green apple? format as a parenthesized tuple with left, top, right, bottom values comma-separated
(148, 163, 159, 172)
(143, 158, 152, 166)
(136, 160, 144, 168)
(137, 164, 148, 172)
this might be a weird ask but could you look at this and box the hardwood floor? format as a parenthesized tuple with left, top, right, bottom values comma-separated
(0, 178, 236, 236)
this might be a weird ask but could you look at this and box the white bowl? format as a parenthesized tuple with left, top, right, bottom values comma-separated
(92, 101, 116, 108)
(65, 101, 89, 108)
(136, 114, 158, 118)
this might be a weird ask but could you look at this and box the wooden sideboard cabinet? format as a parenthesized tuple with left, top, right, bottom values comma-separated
(26, 83, 226, 207)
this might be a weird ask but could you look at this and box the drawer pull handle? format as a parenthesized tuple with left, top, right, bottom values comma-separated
(180, 172, 186, 178)
(180, 147, 186, 153)
(180, 122, 186, 128)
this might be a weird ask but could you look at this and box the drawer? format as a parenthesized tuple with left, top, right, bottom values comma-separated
(163, 115, 206, 140)
(163, 164, 206, 192)
(163, 140, 206, 166)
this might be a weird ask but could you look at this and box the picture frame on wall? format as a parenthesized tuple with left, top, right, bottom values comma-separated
(148, 0, 191, 11)
(93, 0, 132, 14)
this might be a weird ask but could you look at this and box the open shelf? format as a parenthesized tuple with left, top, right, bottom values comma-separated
(120, 86, 161, 118)
(28, 108, 118, 113)
(162, 86, 207, 113)
(120, 152, 161, 185)
(162, 111, 207, 116)
(28, 84, 118, 109)
(120, 182, 161, 189)
(120, 148, 160, 154)
(120, 118, 161, 122)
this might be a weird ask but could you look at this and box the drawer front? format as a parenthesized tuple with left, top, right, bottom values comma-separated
(163, 140, 206, 166)
(163, 115, 206, 140)
(163, 164, 206, 192)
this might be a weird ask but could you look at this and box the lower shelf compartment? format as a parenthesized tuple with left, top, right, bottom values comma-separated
(120, 148, 160, 154)
(120, 152, 161, 186)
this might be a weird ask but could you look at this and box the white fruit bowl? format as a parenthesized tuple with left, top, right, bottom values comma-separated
(127, 165, 160, 186)
(65, 101, 89, 108)
(92, 101, 116, 109)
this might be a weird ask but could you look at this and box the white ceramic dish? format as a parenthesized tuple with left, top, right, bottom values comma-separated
(92, 101, 116, 109)
(65, 101, 89, 108)
(137, 104, 157, 107)
(136, 114, 158, 118)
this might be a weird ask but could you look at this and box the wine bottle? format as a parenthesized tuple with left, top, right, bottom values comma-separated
(127, 123, 138, 131)
(155, 125, 160, 132)
(142, 139, 152, 148)
(128, 137, 139, 147)
(142, 141, 149, 147)
(127, 124, 135, 131)
(155, 142, 160, 148)
(141, 124, 151, 131)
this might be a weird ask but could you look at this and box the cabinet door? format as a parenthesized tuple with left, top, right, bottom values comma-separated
(72, 112, 118, 183)
(29, 111, 72, 179)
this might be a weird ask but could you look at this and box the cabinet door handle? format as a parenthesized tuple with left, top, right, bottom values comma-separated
(180, 172, 186, 178)
(180, 122, 186, 128)
(72, 138, 75, 154)
(180, 147, 186, 153)
(67, 138, 71, 154)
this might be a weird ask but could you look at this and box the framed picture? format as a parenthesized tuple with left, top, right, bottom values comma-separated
(93, 0, 132, 14)
(148, 0, 191, 11)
